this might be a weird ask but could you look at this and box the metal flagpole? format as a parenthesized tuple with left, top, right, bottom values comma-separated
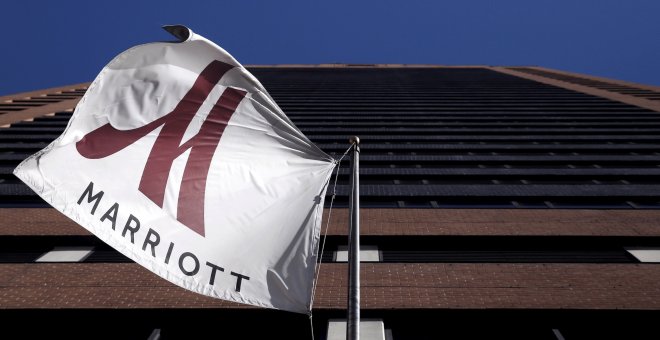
(347, 136, 360, 340)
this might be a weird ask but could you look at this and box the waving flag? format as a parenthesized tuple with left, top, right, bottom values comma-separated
(14, 25, 335, 313)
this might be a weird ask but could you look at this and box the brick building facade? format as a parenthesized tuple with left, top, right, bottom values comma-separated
(2, 66, 660, 339)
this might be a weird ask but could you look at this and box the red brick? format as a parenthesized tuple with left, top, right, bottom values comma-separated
(5, 208, 660, 236)
(2, 263, 660, 310)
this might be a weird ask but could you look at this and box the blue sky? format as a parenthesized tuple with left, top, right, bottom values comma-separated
(2, 0, 659, 95)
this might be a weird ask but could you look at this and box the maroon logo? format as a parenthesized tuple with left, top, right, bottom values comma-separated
(76, 60, 246, 236)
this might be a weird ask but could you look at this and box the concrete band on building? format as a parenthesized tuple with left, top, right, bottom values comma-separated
(2, 65, 660, 339)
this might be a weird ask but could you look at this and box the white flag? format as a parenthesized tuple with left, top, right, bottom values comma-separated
(14, 25, 335, 313)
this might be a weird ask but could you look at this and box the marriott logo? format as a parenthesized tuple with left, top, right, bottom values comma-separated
(76, 60, 246, 236)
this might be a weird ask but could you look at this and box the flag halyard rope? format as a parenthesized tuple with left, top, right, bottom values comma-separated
(308, 144, 354, 340)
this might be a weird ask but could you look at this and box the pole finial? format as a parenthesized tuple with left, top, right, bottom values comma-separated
(349, 136, 360, 145)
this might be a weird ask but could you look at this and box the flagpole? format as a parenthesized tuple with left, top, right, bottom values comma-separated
(347, 136, 360, 340)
